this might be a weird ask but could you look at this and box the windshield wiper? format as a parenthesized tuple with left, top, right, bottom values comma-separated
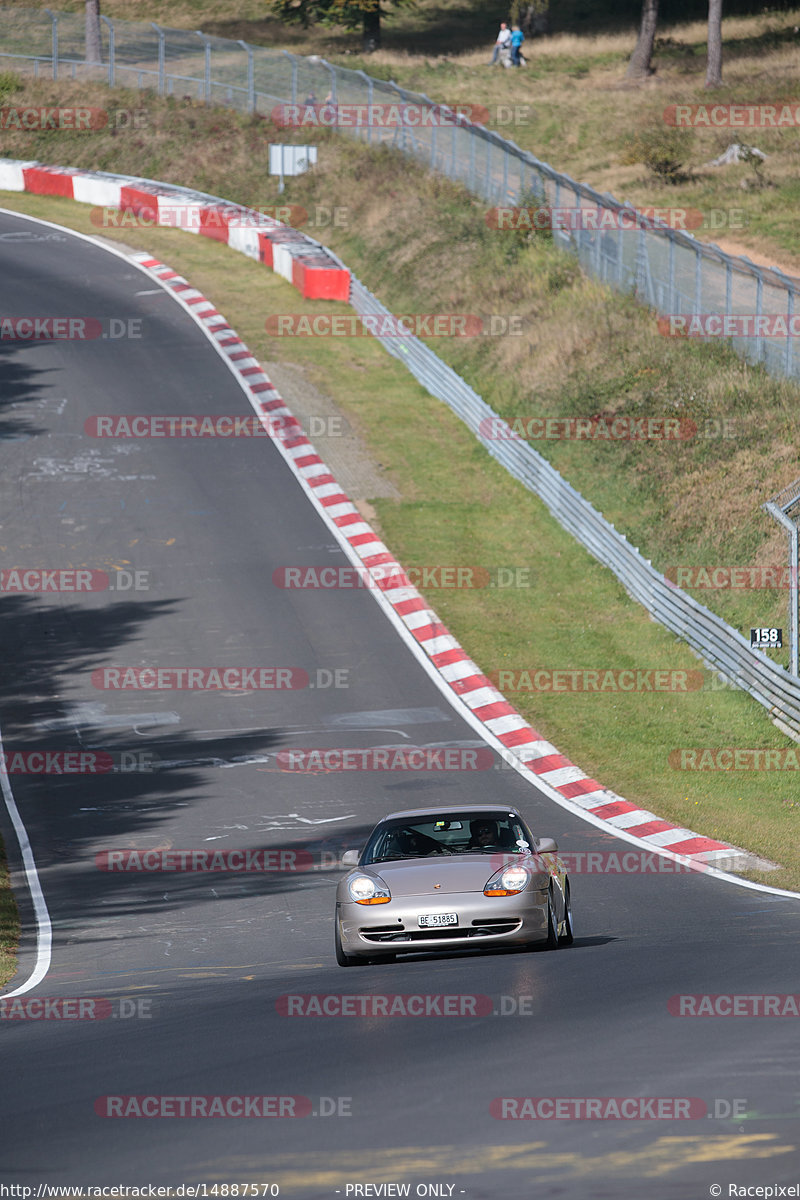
(369, 853, 426, 862)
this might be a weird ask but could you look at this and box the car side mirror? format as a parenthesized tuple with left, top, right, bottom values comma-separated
(341, 849, 360, 867)
(536, 837, 558, 853)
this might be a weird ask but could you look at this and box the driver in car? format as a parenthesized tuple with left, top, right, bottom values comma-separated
(467, 819, 503, 850)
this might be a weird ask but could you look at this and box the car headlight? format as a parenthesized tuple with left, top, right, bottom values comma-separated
(348, 873, 391, 905)
(484, 864, 530, 896)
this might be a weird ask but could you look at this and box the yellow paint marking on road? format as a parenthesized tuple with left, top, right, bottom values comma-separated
(191, 1134, 796, 1191)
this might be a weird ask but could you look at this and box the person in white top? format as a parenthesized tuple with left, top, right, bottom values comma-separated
(489, 21, 512, 65)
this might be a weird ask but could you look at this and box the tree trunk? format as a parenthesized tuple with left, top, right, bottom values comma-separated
(626, 0, 659, 80)
(85, 0, 102, 65)
(362, 5, 380, 52)
(520, 2, 549, 37)
(705, 0, 723, 87)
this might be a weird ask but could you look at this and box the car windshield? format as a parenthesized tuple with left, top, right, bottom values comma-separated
(361, 812, 534, 864)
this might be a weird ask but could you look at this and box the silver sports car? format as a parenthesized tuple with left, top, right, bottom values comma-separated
(334, 804, 573, 966)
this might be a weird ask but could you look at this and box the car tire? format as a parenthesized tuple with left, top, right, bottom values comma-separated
(559, 882, 574, 946)
(542, 887, 560, 950)
(335, 919, 363, 967)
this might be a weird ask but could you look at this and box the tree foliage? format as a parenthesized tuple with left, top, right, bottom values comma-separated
(270, 0, 414, 51)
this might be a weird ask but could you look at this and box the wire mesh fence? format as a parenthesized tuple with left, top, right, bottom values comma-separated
(2, 5, 799, 384)
(3, 8, 800, 729)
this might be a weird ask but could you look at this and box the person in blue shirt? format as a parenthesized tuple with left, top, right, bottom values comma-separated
(510, 24, 525, 66)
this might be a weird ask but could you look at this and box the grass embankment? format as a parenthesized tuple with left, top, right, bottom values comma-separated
(7, 0, 800, 267)
(2, 76, 800, 893)
(0, 841, 20, 987)
(2, 36, 800, 979)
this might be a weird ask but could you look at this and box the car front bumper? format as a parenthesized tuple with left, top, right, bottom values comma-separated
(337, 888, 550, 957)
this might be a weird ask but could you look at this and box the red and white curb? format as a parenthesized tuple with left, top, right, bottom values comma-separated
(128, 253, 751, 877)
(0, 158, 349, 301)
(0, 174, 793, 897)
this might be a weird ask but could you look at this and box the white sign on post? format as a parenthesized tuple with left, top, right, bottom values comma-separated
(269, 144, 318, 193)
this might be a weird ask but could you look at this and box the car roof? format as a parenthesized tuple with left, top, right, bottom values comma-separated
(380, 804, 524, 822)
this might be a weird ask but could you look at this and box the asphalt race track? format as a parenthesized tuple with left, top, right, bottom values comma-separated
(1, 208, 799, 1198)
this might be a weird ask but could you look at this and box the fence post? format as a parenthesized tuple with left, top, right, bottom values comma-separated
(281, 50, 297, 106)
(237, 41, 254, 113)
(755, 265, 764, 363)
(100, 16, 115, 87)
(764, 498, 799, 677)
(668, 233, 675, 312)
(787, 281, 795, 380)
(356, 71, 373, 145)
(44, 8, 58, 80)
(389, 80, 407, 154)
(151, 23, 165, 96)
(196, 32, 211, 103)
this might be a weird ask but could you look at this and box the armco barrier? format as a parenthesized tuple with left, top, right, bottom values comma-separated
(2, 158, 798, 738)
(2, 6, 800, 386)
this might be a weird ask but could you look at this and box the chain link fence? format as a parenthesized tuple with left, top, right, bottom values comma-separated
(3, 10, 800, 731)
(2, 6, 799, 384)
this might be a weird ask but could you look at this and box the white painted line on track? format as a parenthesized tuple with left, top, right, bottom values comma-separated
(0, 730, 52, 997)
(130, 246, 800, 903)
(1, 205, 797, 1002)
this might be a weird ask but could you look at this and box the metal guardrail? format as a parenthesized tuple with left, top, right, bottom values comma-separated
(2, 7, 799, 384)
(2, 11, 800, 732)
(341, 266, 800, 735)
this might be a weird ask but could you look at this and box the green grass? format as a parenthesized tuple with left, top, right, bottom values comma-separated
(2, 188, 798, 920)
(0, 840, 20, 989)
(3, 2, 800, 982)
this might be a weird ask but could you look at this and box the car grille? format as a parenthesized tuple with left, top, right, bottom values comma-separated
(362, 919, 521, 943)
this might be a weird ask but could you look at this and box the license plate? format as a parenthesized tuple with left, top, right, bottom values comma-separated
(418, 912, 457, 927)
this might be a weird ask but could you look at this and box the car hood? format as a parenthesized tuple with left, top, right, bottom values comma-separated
(353, 854, 550, 897)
